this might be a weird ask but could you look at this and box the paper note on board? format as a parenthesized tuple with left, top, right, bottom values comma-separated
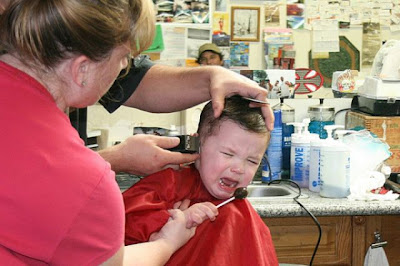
(312, 19, 339, 53)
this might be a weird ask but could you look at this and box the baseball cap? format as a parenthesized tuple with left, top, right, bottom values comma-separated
(198, 43, 222, 58)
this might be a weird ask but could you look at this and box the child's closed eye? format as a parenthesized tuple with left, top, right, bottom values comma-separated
(247, 159, 258, 165)
(221, 152, 233, 157)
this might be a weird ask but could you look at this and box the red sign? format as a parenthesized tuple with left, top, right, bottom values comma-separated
(294, 68, 324, 94)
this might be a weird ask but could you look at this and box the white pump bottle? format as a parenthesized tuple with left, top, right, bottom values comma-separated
(309, 125, 344, 192)
(289, 119, 318, 188)
(319, 125, 351, 198)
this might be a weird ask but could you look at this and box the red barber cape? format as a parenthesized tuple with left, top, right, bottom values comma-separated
(123, 165, 278, 266)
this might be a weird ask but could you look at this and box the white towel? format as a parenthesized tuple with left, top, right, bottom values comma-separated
(364, 246, 389, 266)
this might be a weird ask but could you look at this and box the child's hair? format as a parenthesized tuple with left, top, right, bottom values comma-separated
(197, 95, 269, 142)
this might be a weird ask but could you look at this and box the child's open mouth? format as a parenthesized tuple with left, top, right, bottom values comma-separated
(219, 178, 238, 188)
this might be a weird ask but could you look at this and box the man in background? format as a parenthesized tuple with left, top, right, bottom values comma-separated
(197, 43, 225, 66)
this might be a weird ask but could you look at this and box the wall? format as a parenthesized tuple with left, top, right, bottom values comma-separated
(87, 104, 181, 148)
(224, 0, 400, 72)
(88, 0, 397, 147)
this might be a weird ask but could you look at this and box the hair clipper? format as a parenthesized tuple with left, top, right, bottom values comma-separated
(168, 135, 199, 154)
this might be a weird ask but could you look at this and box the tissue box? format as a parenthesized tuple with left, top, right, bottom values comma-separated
(345, 111, 400, 173)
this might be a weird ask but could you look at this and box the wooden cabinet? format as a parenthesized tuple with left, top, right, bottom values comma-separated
(263, 215, 399, 266)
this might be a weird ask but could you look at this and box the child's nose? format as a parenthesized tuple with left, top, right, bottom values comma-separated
(230, 163, 245, 174)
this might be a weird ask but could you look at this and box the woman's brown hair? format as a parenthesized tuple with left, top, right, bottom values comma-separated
(0, 0, 155, 70)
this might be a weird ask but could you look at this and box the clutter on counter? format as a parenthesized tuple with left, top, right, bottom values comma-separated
(345, 111, 400, 173)
(249, 188, 400, 218)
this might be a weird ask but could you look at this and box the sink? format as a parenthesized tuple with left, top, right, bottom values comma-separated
(116, 173, 141, 192)
(247, 186, 291, 197)
(246, 183, 308, 199)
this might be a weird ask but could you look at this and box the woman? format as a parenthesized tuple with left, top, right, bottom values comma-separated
(0, 0, 274, 179)
(0, 0, 196, 265)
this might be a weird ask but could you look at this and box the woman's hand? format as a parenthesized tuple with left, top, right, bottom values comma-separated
(149, 209, 196, 254)
(207, 67, 274, 131)
(98, 134, 199, 176)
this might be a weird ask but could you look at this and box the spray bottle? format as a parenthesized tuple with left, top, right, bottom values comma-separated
(272, 98, 295, 179)
(319, 125, 351, 198)
(262, 110, 282, 182)
(309, 125, 343, 192)
(309, 137, 322, 192)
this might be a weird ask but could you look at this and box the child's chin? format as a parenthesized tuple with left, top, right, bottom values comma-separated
(213, 189, 233, 199)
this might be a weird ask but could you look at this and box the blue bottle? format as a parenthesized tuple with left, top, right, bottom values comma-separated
(262, 110, 282, 182)
(272, 98, 294, 179)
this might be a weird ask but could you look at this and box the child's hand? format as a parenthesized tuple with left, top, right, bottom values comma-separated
(183, 202, 219, 228)
(173, 199, 191, 210)
(149, 209, 196, 253)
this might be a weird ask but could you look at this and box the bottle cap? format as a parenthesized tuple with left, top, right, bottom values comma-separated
(308, 98, 335, 112)
(273, 110, 282, 127)
(287, 122, 303, 134)
(324, 125, 344, 140)
(302, 118, 311, 134)
(272, 100, 295, 112)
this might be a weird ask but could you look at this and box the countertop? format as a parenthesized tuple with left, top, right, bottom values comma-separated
(116, 173, 400, 218)
(248, 188, 400, 218)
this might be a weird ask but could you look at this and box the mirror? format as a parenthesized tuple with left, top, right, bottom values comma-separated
(233, 69, 357, 99)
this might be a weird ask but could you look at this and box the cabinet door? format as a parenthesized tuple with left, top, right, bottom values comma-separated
(263, 216, 352, 265)
(356, 215, 400, 266)
(381, 215, 400, 266)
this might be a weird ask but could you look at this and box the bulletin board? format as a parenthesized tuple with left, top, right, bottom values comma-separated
(151, 0, 400, 77)
(309, 36, 360, 88)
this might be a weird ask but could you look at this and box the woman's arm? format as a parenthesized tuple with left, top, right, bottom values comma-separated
(101, 210, 195, 266)
(124, 64, 274, 130)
